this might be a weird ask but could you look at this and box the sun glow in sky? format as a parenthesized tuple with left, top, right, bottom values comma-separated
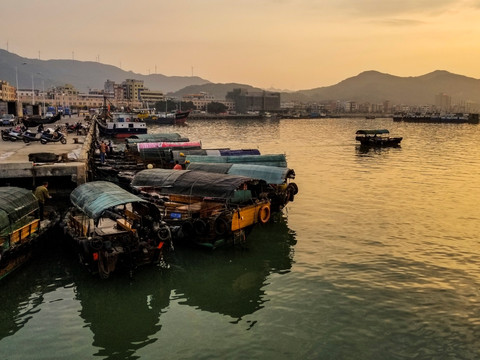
(3, 0, 480, 90)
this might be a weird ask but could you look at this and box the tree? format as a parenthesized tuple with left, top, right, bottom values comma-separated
(180, 101, 196, 111)
(207, 102, 228, 114)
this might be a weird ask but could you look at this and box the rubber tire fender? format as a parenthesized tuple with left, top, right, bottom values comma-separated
(157, 225, 172, 241)
(214, 215, 231, 236)
(193, 218, 210, 236)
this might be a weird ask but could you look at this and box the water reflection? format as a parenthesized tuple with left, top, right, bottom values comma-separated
(355, 144, 402, 156)
(74, 268, 172, 359)
(0, 235, 72, 341)
(169, 213, 296, 320)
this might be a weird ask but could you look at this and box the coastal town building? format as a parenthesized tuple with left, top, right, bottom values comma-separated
(226, 89, 281, 113)
(182, 92, 234, 111)
(435, 93, 452, 111)
(140, 89, 165, 105)
(123, 79, 144, 101)
(0, 80, 16, 102)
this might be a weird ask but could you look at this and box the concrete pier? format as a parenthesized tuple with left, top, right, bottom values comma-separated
(0, 115, 94, 192)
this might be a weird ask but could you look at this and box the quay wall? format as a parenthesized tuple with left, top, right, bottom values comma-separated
(0, 115, 94, 194)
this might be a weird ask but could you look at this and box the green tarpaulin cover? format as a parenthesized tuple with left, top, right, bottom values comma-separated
(0, 187, 39, 235)
(70, 181, 147, 220)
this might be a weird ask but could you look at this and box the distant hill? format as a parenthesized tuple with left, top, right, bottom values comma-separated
(1, 50, 480, 105)
(281, 70, 480, 105)
(175, 70, 480, 106)
(0, 49, 210, 93)
(171, 83, 263, 99)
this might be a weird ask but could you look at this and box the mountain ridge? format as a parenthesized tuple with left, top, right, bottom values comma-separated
(1, 50, 479, 106)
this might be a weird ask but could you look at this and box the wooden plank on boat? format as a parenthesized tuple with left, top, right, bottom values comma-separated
(10, 220, 40, 244)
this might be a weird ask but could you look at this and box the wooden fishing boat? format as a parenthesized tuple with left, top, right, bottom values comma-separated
(64, 181, 172, 278)
(355, 129, 403, 147)
(130, 169, 272, 249)
(0, 187, 59, 280)
(96, 112, 148, 138)
(186, 162, 298, 211)
(140, 110, 190, 125)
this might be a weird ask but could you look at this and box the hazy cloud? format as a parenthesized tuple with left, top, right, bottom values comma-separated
(334, 0, 458, 17)
(374, 18, 426, 26)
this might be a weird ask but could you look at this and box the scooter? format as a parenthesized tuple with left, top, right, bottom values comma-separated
(1, 127, 25, 141)
(22, 129, 44, 143)
(40, 127, 67, 144)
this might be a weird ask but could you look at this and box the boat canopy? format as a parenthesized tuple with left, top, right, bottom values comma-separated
(70, 181, 147, 220)
(131, 169, 261, 199)
(172, 149, 260, 157)
(137, 141, 202, 151)
(185, 154, 287, 167)
(0, 187, 39, 235)
(356, 129, 390, 135)
(126, 133, 188, 142)
(187, 163, 295, 185)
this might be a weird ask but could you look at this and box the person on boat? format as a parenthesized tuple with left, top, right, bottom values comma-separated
(34, 181, 52, 221)
(173, 160, 182, 170)
(99, 141, 107, 164)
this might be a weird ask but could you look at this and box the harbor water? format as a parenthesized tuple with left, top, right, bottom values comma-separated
(1, 117, 480, 359)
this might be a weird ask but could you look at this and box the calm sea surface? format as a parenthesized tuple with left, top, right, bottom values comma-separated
(1, 117, 480, 359)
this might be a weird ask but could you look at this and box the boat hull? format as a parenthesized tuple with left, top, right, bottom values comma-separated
(96, 119, 148, 138)
(22, 113, 62, 128)
(357, 137, 402, 147)
(142, 111, 189, 125)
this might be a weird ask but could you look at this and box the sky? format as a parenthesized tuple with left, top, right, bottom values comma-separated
(3, 0, 480, 91)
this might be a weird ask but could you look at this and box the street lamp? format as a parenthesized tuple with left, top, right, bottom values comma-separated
(14, 66, 21, 117)
(36, 73, 45, 115)
(31, 74, 35, 106)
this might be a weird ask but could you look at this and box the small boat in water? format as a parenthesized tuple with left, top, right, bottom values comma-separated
(64, 181, 172, 278)
(0, 187, 59, 280)
(130, 169, 272, 249)
(355, 129, 403, 147)
(139, 110, 190, 125)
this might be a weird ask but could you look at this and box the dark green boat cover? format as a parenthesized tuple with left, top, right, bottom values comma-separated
(126, 133, 187, 142)
(0, 187, 39, 236)
(70, 181, 147, 220)
(131, 169, 257, 199)
(355, 129, 390, 135)
(187, 163, 295, 184)
(186, 154, 287, 167)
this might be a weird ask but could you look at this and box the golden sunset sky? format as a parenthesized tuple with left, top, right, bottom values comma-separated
(3, 0, 480, 90)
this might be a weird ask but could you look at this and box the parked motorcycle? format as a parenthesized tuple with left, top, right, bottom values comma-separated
(40, 127, 67, 144)
(22, 129, 44, 143)
(1, 127, 25, 141)
(65, 122, 88, 135)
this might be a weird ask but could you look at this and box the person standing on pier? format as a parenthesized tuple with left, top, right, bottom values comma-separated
(34, 181, 52, 221)
(99, 141, 107, 164)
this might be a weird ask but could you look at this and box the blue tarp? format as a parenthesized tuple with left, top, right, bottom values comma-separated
(187, 163, 295, 184)
(186, 154, 287, 167)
